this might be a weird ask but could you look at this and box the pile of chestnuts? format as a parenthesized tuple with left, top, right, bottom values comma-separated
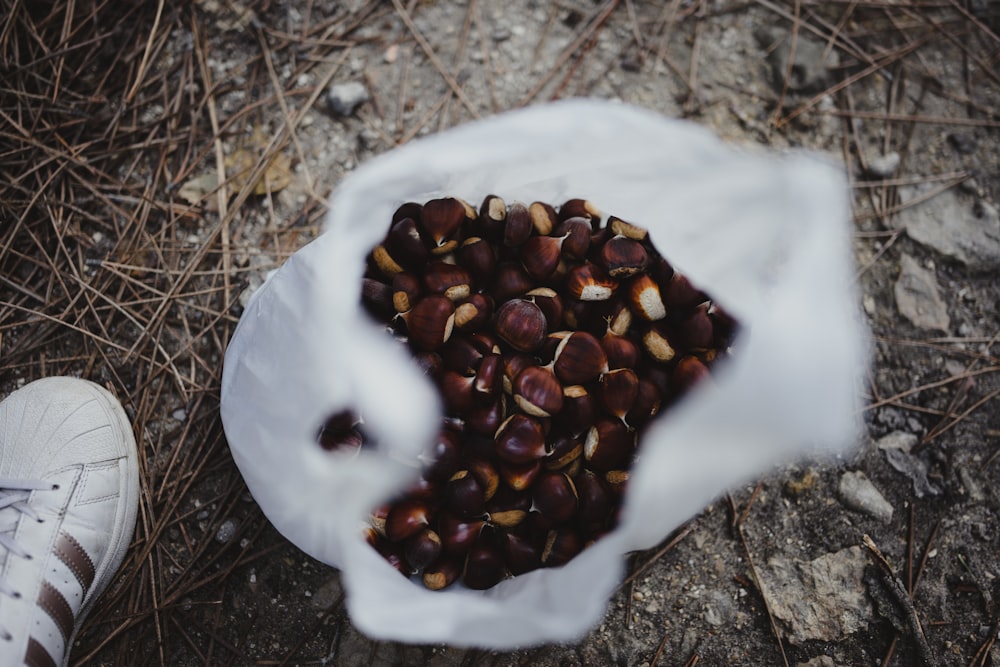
(319, 195, 738, 591)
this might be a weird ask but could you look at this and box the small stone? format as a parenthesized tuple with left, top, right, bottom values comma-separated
(894, 253, 950, 333)
(493, 26, 511, 42)
(215, 518, 238, 543)
(327, 81, 369, 117)
(756, 546, 873, 644)
(874, 431, 918, 452)
(171, 408, 187, 421)
(882, 448, 940, 498)
(899, 186, 1000, 270)
(838, 471, 893, 522)
(866, 152, 900, 178)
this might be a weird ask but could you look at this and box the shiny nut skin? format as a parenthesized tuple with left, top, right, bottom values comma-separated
(495, 298, 547, 352)
(495, 413, 547, 464)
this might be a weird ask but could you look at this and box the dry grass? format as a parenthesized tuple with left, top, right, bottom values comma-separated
(2, 0, 999, 664)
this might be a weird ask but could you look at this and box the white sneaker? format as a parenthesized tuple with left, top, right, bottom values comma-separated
(0, 378, 140, 667)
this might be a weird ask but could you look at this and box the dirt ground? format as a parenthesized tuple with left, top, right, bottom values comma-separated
(2, 0, 1000, 665)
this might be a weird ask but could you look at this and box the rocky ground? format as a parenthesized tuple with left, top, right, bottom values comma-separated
(3, 0, 1000, 665)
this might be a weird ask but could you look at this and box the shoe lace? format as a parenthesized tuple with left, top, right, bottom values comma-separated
(0, 478, 56, 642)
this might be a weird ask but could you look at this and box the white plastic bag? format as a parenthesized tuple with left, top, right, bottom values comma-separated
(220, 99, 867, 648)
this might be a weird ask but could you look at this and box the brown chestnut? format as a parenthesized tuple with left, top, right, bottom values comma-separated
(565, 262, 617, 301)
(403, 528, 442, 571)
(445, 470, 486, 517)
(385, 216, 430, 271)
(512, 365, 564, 418)
(420, 197, 468, 250)
(385, 499, 432, 542)
(495, 299, 547, 352)
(529, 201, 558, 235)
(463, 541, 507, 590)
(520, 235, 564, 280)
(584, 418, 635, 472)
(533, 471, 579, 523)
(438, 512, 485, 555)
(494, 413, 547, 463)
(552, 331, 608, 385)
(423, 556, 462, 590)
(598, 368, 639, 421)
(455, 236, 497, 283)
(504, 201, 533, 247)
(600, 235, 648, 277)
(403, 295, 455, 351)
(498, 458, 542, 492)
(627, 274, 667, 321)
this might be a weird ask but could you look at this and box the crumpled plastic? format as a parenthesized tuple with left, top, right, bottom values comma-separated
(220, 99, 868, 648)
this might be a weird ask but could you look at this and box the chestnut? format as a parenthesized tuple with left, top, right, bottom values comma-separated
(499, 458, 542, 492)
(403, 295, 455, 351)
(494, 414, 547, 463)
(463, 541, 507, 590)
(491, 262, 535, 302)
(641, 322, 677, 363)
(495, 299, 547, 352)
(504, 201, 533, 247)
(422, 261, 473, 302)
(553, 384, 597, 436)
(512, 365, 564, 418)
(600, 235, 648, 277)
(529, 201, 558, 235)
(533, 471, 579, 523)
(608, 215, 648, 241)
(445, 469, 486, 517)
(501, 530, 542, 576)
(583, 418, 635, 472)
(454, 293, 493, 333)
(384, 216, 430, 271)
(526, 287, 564, 330)
(423, 556, 462, 590)
(554, 217, 592, 259)
(403, 528, 442, 570)
(663, 269, 707, 308)
(420, 197, 468, 250)
(520, 234, 564, 280)
(455, 236, 497, 284)
(438, 512, 485, 555)
(552, 331, 608, 385)
(598, 368, 639, 421)
(557, 198, 601, 225)
(477, 194, 507, 241)
(565, 262, 617, 301)
(385, 499, 432, 542)
(541, 527, 583, 567)
(627, 274, 667, 321)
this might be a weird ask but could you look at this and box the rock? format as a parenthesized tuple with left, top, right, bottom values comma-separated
(215, 518, 238, 543)
(894, 253, 950, 333)
(756, 546, 873, 644)
(866, 152, 900, 178)
(703, 590, 735, 627)
(756, 28, 839, 93)
(899, 185, 1000, 270)
(838, 471, 893, 522)
(327, 81, 369, 116)
(882, 448, 941, 498)
(874, 431, 918, 452)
